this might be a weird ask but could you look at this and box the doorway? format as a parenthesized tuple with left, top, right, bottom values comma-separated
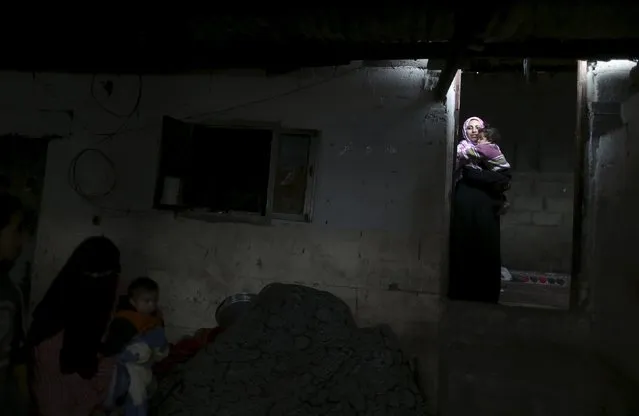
(450, 59, 582, 309)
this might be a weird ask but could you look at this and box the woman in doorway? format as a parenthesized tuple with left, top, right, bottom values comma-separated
(449, 116, 511, 303)
(28, 236, 122, 416)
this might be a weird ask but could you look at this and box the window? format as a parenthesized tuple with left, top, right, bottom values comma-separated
(154, 116, 319, 224)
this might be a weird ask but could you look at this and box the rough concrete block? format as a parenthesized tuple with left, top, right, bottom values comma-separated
(508, 181, 535, 196)
(562, 212, 576, 227)
(593, 113, 624, 139)
(592, 101, 621, 117)
(621, 92, 639, 124)
(545, 197, 574, 213)
(510, 178, 534, 196)
(358, 230, 420, 265)
(536, 181, 573, 197)
(540, 147, 576, 172)
(356, 289, 440, 336)
(594, 66, 632, 102)
(512, 196, 543, 211)
(532, 212, 563, 226)
(534, 172, 574, 183)
(501, 211, 532, 226)
(405, 264, 440, 294)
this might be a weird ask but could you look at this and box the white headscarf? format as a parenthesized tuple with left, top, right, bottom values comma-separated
(462, 116, 485, 142)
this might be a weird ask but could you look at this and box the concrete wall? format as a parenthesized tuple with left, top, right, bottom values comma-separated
(0, 137, 47, 306)
(0, 64, 453, 411)
(582, 60, 639, 412)
(460, 72, 576, 273)
(8, 61, 639, 415)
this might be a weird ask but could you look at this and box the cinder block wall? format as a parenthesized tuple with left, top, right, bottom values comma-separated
(460, 71, 577, 273)
(585, 60, 639, 393)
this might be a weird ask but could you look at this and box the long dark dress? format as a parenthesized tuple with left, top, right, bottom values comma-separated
(448, 166, 511, 303)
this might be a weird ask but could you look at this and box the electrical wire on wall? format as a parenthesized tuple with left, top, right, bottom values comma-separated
(91, 74, 142, 118)
(67, 147, 146, 218)
(92, 74, 143, 144)
(88, 65, 362, 139)
(67, 148, 116, 200)
(183, 64, 363, 122)
(66, 74, 148, 218)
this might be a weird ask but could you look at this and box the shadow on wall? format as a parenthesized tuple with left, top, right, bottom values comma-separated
(0, 135, 49, 305)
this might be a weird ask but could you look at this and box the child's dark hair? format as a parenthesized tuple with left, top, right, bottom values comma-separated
(128, 276, 159, 299)
(0, 193, 23, 231)
(479, 125, 501, 143)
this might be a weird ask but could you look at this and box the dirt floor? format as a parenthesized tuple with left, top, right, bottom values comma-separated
(500, 281, 570, 309)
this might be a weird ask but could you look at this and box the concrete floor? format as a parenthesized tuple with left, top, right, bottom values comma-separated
(500, 281, 570, 309)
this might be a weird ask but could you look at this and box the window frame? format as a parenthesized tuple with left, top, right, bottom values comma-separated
(271, 128, 320, 223)
(154, 117, 319, 225)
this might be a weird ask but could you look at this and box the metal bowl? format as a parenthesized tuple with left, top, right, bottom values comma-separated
(215, 292, 257, 329)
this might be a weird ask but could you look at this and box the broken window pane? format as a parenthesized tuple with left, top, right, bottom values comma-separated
(183, 125, 272, 215)
(273, 133, 311, 215)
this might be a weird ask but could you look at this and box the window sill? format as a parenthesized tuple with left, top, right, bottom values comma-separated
(179, 210, 269, 226)
(175, 209, 312, 226)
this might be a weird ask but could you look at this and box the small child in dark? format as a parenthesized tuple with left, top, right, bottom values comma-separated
(479, 127, 511, 215)
(465, 126, 512, 215)
(103, 277, 168, 416)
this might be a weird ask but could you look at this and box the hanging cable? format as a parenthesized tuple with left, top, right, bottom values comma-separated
(90, 66, 357, 140)
(184, 65, 362, 121)
(67, 148, 117, 200)
(92, 74, 143, 144)
(91, 74, 143, 118)
(67, 148, 151, 217)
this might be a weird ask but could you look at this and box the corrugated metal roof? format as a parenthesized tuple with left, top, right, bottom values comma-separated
(483, 5, 639, 41)
(2, 5, 639, 72)
(187, 5, 639, 45)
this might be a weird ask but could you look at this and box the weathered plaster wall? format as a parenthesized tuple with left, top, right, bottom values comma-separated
(460, 71, 576, 273)
(0, 64, 453, 411)
(8, 61, 639, 415)
(0, 137, 48, 289)
(582, 60, 639, 412)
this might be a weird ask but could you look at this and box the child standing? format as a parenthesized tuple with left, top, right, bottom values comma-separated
(102, 277, 169, 416)
(457, 126, 512, 214)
